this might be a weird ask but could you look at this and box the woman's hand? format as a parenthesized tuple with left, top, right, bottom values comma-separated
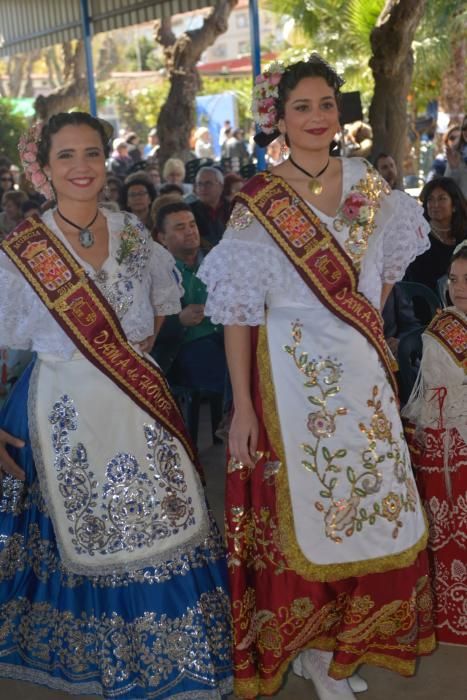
(137, 334, 156, 353)
(179, 304, 205, 327)
(0, 428, 25, 481)
(228, 402, 259, 469)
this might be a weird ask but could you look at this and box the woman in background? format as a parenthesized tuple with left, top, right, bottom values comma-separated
(445, 115, 467, 196)
(405, 177, 467, 290)
(403, 242, 467, 645)
(121, 175, 157, 230)
(0, 190, 28, 240)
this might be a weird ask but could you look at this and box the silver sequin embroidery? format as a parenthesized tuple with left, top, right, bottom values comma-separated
(49, 395, 195, 558)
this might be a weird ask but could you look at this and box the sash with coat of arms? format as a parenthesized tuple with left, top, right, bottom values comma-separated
(425, 308, 467, 369)
(1, 214, 200, 470)
(235, 172, 398, 394)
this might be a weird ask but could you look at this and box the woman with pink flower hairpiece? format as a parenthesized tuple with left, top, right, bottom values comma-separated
(0, 112, 232, 698)
(198, 53, 436, 699)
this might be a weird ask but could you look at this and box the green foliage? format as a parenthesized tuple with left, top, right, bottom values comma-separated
(344, 0, 385, 54)
(125, 36, 164, 72)
(266, 0, 466, 115)
(411, 0, 467, 109)
(0, 100, 28, 165)
(98, 80, 169, 133)
(265, 0, 383, 113)
(98, 74, 256, 134)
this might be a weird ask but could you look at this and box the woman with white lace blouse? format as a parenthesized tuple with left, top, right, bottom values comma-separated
(403, 242, 467, 646)
(0, 112, 232, 698)
(198, 54, 435, 700)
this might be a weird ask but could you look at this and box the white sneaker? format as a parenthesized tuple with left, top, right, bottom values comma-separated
(347, 672, 368, 693)
(293, 654, 367, 693)
(292, 649, 356, 700)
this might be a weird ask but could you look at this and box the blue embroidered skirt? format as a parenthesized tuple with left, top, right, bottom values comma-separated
(0, 362, 233, 698)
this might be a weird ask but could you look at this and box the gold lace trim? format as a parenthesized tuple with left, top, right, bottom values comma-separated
(256, 324, 428, 581)
(233, 632, 436, 698)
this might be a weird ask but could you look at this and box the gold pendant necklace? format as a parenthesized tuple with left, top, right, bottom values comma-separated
(288, 155, 330, 195)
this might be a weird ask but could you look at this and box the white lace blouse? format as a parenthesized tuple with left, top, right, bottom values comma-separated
(402, 308, 467, 445)
(198, 157, 431, 325)
(0, 208, 183, 359)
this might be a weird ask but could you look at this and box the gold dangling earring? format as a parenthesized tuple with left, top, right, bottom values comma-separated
(279, 135, 289, 161)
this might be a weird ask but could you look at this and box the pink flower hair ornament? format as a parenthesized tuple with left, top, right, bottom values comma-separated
(18, 121, 54, 201)
(251, 60, 286, 136)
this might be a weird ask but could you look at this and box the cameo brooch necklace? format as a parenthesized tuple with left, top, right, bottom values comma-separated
(57, 208, 99, 248)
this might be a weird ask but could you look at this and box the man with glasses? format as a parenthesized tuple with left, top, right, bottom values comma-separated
(190, 166, 230, 249)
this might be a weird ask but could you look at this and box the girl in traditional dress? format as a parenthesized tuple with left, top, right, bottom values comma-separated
(0, 112, 232, 698)
(403, 242, 467, 646)
(198, 55, 435, 700)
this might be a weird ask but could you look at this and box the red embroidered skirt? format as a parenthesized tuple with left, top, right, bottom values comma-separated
(409, 426, 467, 646)
(227, 330, 436, 699)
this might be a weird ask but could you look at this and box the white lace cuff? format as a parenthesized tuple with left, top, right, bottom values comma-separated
(149, 242, 183, 316)
(198, 238, 284, 325)
(382, 191, 431, 284)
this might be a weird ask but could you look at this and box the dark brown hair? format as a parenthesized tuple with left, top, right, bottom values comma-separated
(121, 176, 157, 211)
(155, 201, 193, 234)
(255, 54, 344, 148)
(37, 112, 112, 167)
(420, 177, 467, 244)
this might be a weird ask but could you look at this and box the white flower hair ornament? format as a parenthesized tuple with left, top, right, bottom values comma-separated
(18, 121, 54, 201)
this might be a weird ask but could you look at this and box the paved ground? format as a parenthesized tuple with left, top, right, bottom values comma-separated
(0, 406, 465, 699)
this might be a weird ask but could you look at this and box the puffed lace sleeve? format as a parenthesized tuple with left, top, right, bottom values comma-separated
(381, 190, 431, 283)
(149, 241, 183, 316)
(197, 203, 284, 325)
(0, 252, 36, 350)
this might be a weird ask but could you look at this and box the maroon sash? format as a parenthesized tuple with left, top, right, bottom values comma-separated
(425, 309, 467, 369)
(235, 172, 398, 393)
(1, 214, 200, 468)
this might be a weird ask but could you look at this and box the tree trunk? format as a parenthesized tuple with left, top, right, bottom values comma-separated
(7, 55, 27, 97)
(439, 36, 466, 124)
(368, 0, 427, 186)
(157, 68, 200, 164)
(34, 41, 88, 121)
(96, 36, 119, 81)
(154, 0, 238, 167)
(45, 47, 62, 89)
(22, 51, 40, 97)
